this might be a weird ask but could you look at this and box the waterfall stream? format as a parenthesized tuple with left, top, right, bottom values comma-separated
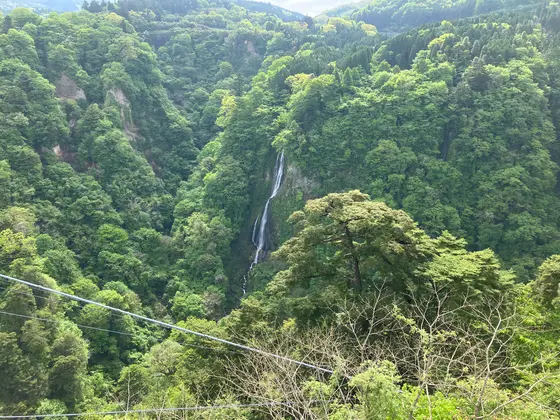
(251, 215, 260, 247)
(242, 151, 285, 294)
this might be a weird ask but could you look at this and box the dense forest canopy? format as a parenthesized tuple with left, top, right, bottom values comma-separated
(319, 0, 543, 31)
(1, 0, 560, 417)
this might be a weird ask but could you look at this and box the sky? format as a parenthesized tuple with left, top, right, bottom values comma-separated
(264, 0, 354, 16)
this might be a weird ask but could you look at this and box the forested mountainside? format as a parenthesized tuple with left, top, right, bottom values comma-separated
(1, 0, 560, 418)
(263, 0, 352, 16)
(319, 0, 543, 31)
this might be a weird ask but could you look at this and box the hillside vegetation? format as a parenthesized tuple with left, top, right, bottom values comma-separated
(1, 0, 560, 418)
(319, 0, 542, 31)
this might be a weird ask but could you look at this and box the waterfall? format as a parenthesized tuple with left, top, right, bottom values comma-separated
(251, 215, 260, 247)
(242, 151, 285, 294)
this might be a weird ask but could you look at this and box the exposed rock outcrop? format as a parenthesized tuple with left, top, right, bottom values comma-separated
(108, 87, 129, 107)
(51, 144, 76, 163)
(282, 163, 319, 201)
(55, 74, 86, 101)
(107, 88, 141, 140)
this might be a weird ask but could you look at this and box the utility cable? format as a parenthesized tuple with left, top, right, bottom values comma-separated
(0, 280, 140, 323)
(0, 310, 134, 336)
(0, 285, 61, 303)
(0, 282, 152, 329)
(0, 279, 221, 343)
(0, 401, 302, 418)
(0, 281, 235, 353)
(0, 279, 228, 340)
(0, 310, 236, 353)
(0, 273, 334, 374)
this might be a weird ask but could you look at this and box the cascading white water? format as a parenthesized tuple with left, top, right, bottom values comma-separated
(242, 151, 285, 294)
(251, 215, 260, 247)
(253, 151, 285, 265)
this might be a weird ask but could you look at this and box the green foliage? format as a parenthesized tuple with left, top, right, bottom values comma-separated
(1, 1, 560, 418)
(348, 361, 409, 419)
(270, 191, 513, 320)
(349, 0, 540, 32)
(260, 16, 560, 279)
(171, 290, 206, 319)
(534, 255, 560, 306)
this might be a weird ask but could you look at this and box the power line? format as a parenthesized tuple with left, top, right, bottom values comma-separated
(0, 279, 224, 346)
(0, 401, 300, 418)
(0, 279, 231, 345)
(0, 283, 121, 322)
(0, 310, 236, 354)
(0, 280, 142, 323)
(0, 285, 61, 303)
(0, 310, 133, 336)
(0, 282, 152, 329)
(0, 273, 334, 374)
(0, 281, 236, 353)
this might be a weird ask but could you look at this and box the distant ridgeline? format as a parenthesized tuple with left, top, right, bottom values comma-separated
(82, 0, 305, 20)
(318, 0, 542, 31)
(235, 0, 306, 21)
(1, 0, 305, 18)
(0, 0, 80, 12)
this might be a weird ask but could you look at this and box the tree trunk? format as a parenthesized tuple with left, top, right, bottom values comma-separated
(344, 225, 362, 290)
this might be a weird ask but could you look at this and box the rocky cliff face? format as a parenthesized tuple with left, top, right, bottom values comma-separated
(55, 74, 86, 101)
(282, 163, 320, 201)
(263, 159, 321, 251)
(106, 88, 141, 140)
